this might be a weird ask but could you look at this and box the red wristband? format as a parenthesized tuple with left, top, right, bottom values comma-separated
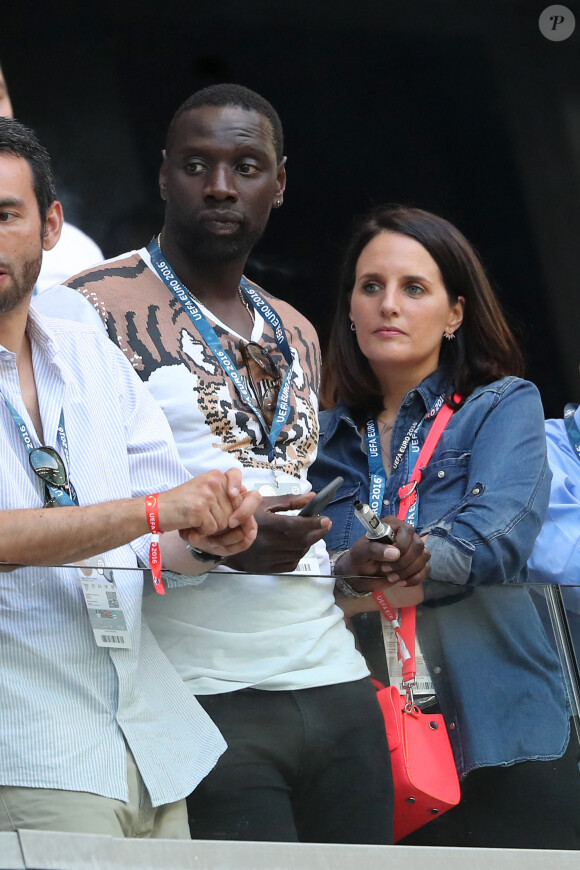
(145, 493, 165, 595)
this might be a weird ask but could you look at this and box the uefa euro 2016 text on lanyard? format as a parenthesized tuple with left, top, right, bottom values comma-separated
(365, 396, 459, 701)
(147, 238, 294, 462)
(0, 392, 77, 507)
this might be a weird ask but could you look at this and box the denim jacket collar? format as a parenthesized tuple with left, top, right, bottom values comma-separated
(320, 368, 453, 445)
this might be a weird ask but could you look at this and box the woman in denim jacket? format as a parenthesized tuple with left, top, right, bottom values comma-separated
(309, 205, 579, 848)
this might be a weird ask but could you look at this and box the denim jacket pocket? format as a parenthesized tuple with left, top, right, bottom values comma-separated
(418, 452, 485, 529)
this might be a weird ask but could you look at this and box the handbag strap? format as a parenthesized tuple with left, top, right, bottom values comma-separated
(373, 394, 460, 688)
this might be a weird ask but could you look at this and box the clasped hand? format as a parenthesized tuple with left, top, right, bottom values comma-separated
(158, 469, 262, 561)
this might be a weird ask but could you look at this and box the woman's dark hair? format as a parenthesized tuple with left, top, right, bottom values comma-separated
(321, 204, 524, 417)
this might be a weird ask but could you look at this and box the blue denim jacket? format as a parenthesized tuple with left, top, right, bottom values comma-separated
(309, 370, 569, 776)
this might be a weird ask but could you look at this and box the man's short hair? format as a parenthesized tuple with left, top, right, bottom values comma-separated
(0, 117, 56, 227)
(168, 83, 284, 162)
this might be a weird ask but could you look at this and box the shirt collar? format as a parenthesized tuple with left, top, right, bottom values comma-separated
(413, 368, 452, 412)
(24, 307, 62, 363)
(0, 307, 60, 363)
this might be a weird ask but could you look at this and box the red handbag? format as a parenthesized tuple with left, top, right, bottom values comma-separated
(372, 399, 461, 842)
(373, 629, 461, 841)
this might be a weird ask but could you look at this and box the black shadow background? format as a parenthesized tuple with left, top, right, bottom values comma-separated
(2, 0, 579, 414)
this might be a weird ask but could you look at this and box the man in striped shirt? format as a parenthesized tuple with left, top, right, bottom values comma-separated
(0, 116, 260, 837)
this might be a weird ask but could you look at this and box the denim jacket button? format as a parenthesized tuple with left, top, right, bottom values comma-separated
(383, 498, 390, 506)
(433, 666, 442, 674)
(437, 470, 445, 478)
(472, 487, 480, 494)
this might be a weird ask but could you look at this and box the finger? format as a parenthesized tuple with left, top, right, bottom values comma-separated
(392, 533, 429, 571)
(395, 560, 432, 587)
(228, 490, 262, 528)
(395, 545, 431, 579)
(257, 510, 331, 536)
(179, 472, 233, 534)
(365, 541, 401, 563)
(392, 520, 415, 556)
(224, 467, 243, 499)
(266, 492, 315, 514)
(298, 521, 333, 549)
(199, 485, 235, 534)
(185, 520, 258, 555)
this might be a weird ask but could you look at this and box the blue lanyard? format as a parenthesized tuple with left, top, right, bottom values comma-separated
(1, 393, 78, 506)
(365, 395, 445, 527)
(146, 238, 294, 459)
(564, 403, 580, 463)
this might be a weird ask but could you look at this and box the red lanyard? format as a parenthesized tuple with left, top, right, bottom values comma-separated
(145, 493, 165, 595)
(372, 396, 459, 683)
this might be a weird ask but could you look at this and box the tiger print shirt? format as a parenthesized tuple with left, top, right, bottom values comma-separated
(36, 248, 368, 693)
(62, 249, 321, 484)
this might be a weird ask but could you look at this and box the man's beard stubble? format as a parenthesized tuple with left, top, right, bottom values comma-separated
(175, 218, 267, 266)
(0, 252, 42, 314)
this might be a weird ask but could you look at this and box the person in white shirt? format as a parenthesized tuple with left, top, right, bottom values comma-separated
(0, 61, 104, 293)
(0, 116, 260, 838)
(36, 84, 430, 844)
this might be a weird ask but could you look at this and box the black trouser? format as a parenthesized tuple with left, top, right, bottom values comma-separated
(187, 679, 394, 844)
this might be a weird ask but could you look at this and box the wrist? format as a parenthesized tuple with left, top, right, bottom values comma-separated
(334, 575, 373, 599)
(329, 549, 351, 576)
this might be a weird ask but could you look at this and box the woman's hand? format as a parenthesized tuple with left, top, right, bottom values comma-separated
(333, 516, 430, 588)
(337, 580, 425, 617)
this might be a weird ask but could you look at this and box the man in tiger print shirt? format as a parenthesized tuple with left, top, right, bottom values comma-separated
(36, 83, 428, 844)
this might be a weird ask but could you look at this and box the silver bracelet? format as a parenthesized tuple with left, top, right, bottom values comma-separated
(334, 575, 373, 599)
(329, 549, 350, 575)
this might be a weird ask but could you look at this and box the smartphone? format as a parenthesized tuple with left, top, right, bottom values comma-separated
(299, 476, 344, 517)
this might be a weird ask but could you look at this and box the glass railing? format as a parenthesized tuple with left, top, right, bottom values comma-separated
(1, 564, 579, 860)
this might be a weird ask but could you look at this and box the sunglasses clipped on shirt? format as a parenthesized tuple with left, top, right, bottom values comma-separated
(29, 446, 74, 508)
(239, 341, 283, 427)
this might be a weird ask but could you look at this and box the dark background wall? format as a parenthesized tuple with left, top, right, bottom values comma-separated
(2, 0, 579, 416)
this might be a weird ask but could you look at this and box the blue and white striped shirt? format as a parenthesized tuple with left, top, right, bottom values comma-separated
(0, 309, 226, 806)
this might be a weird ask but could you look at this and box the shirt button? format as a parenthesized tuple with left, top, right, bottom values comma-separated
(408, 391, 415, 399)
(433, 666, 442, 674)
(472, 487, 480, 495)
(383, 499, 390, 506)
(437, 470, 445, 478)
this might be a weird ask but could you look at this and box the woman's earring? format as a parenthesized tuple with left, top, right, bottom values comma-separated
(350, 322, 356, 332)
(274, 199, 282, 208)
(443, 331, 455, 340)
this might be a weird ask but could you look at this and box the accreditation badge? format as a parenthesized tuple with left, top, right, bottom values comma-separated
(382, 617, 434, 696)
(78, 560, 132, 649)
